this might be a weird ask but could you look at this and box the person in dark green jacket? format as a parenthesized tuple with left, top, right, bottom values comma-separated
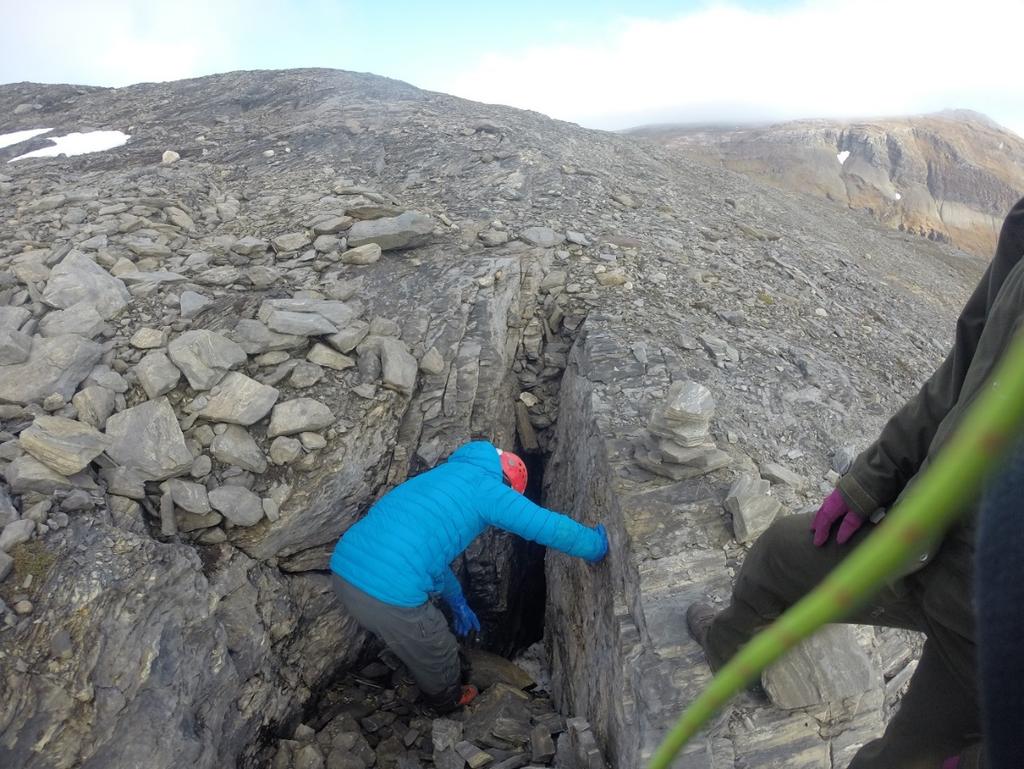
(686, 197, 1024, 769)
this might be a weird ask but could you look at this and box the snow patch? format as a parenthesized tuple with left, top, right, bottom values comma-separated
(0, 128, 53, 150)
(837, 150, 850, 165)
(9, 130, 130, 162)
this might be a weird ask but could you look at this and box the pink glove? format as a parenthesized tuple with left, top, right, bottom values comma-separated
(810, 489, 864, 546)
(941, 756, 960, 769)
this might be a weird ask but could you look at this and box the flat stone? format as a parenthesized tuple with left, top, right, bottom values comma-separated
(327, 320, 370, 354)
(0, 335, 104, 405)
(231, 235, 267, 256)
(198, 372, 279, 425)
(38, 301, 106, 338)
(0, 550, 12, 581)
(168, 329, 248, 390)
(175, 510, 222, 533)
(229, 319, 305, 354)
(210, 425, 267, 473)
(419, 347, 445, 375)
(763, 625, 877, 709)
(179, 291, 212, 319)
(454, 741, 492, 769)
(760, 462, 803, 487)
(519, 226, 564, 248)
(465, 649, 535, 691)
(307, 343, 355, 371)
(167, 478, 211, 514)
(136, 352, 181, 399)
(104, 398, 194, 481)
(127, 239, 172, 258)
(725, 475, 782, 543)
(0, 518, 36, 551)
(289, 362, 324, 389)
(0, 327, 32, 364)
(0, 307, 30, 330)
(595, 270, 628, 287)
(530, 726, 555, 764)
(71, 386, 116, 430)
(298, 432, 326, 450)
(265, 310, 337, 337)
(313, 216, 353, 235)
(208, 485, 264, 527)
(379, 338, 417, 395)
(272, 232, 312, 253)
(130, 327, 167, 349)
(268, 398, 333, 438)
(100, 466, 146, 499)
(566, 230, 589, 246)
(260, 298, 362, 329)
(346, 211, 433, 251)
(19, 415, 110, 475)
(313, 235, 340, 253)
(340, 244, 382, 265)
(42, 251, 131, 319)
(270, 436, 303, 465)
(479, 230, 509, 247)
(5, 455, 81, 495)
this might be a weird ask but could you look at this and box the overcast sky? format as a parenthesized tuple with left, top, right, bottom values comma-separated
(3, 0, 1023, 138)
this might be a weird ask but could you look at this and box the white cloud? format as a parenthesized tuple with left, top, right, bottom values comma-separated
(442, 0, 1024, 134)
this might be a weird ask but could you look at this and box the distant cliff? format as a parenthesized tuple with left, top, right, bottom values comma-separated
(634, 110, 1024, 257)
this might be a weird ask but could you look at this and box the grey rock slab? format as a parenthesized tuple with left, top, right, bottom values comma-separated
(419, 347, 445, 375)
(725, 475, 782, 543)
(231, 235, 267, 255)
(42, 251, 131, 319)
(175, 510, 222, 533)
(327, 320, 370, 354)
(210, 425, 267, 473)
(289, 362, 324, 389)
(518, 227, 564, 248)
(104, 398, 194, 481)
(272, 232, 312, 253)
(340, 244, 382, 265)
(198, 372, 279, 425)
(38, 301, 106, 338)
(208, 485, 264, 527)
(5, 454, 86, 495)
(0, 550, 12, 581)
(763, 625, 878, 709)
(100, 466, 146, 499)
(135, 352, 181, 399)
(167, 478, 211, 514)
(307, 343, 354, 371)
(269, 436, 303, 466)
(0, 518, 36, 552)
(265, 310, 337, 337)
(760, 462, 803, 487)
(313, 216, 353, 234)
(0, 334, 104, 404)
(72, 386, 116, 429)
(168, 329, 248, 390)
(379, 338, 417, 395)
(261, 298, 361, 329)
(0, 306, 31, 330)
(229, 319, 305, 354)
(179, 290, 212, 319)
(267, 398, 333, 438)
(346, 211, 433, 251)
(19, 415, 110, 475)
(0, 327, 32, 364)
(130, 327, 167, 349)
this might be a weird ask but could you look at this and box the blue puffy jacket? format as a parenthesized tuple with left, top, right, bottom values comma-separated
(331, 440, 604, 607)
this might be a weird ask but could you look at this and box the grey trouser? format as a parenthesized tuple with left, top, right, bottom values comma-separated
(706, 512, 985, 769)
(331, 574, 461, 707)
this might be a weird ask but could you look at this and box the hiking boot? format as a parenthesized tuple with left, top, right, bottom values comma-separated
(457, 684, 479, 707)
(686, 602, 718, 661)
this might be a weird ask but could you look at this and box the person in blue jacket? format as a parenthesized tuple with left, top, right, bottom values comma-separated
(330, 440, 609, 711)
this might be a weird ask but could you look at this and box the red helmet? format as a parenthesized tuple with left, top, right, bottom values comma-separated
(499, 450, 528, 494)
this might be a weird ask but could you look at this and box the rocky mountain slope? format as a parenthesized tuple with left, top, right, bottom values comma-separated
(0, 70, 990, 769)
(634, 110, 1024, 257)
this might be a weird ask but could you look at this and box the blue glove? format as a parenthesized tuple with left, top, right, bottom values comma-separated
(585, 524, 609, 563)
(448, 594, 481, 637)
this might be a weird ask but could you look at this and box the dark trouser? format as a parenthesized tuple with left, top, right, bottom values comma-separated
(331, 574, 461, 709)
(706, 513, 985, 769)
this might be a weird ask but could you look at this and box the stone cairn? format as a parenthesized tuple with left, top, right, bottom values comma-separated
(635, 381, 732, 481)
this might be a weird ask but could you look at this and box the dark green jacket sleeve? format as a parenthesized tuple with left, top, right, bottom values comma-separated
(839, 198, 1024, 517)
